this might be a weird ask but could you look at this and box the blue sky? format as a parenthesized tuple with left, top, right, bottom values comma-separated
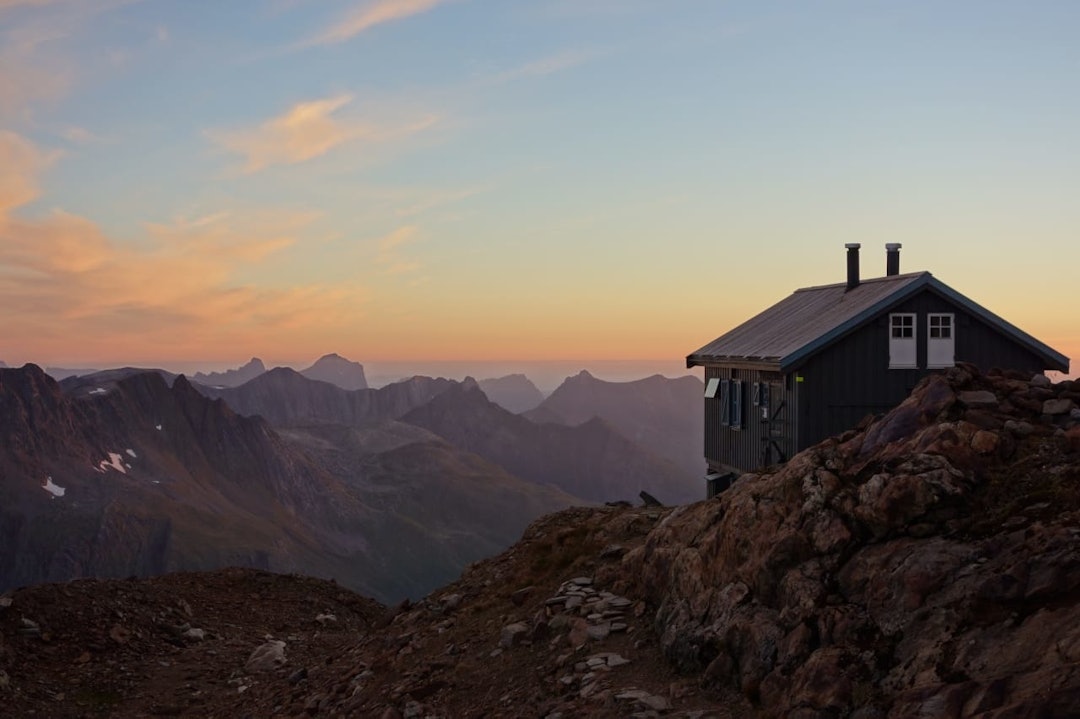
(1, 0, 1077, 373)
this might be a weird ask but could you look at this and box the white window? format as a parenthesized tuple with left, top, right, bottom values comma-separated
(927, 313, 955, 368)
(889, 313, 917, 369)
(704, 377, 720, 398)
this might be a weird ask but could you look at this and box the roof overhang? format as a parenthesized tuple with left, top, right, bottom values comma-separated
(925, 278, 1069, 373)
(686, 355, 782, 372)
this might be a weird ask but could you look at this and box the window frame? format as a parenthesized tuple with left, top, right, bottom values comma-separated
(926, 312, 956, 368)
(889, 313, 918, 369)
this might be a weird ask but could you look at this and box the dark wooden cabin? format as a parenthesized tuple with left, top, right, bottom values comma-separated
(687, 243, 1069, 496)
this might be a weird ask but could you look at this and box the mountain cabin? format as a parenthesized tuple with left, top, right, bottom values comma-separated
(687, 243, 1069, 497)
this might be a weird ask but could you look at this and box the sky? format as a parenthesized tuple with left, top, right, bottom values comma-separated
(1, 0, 1078, 377)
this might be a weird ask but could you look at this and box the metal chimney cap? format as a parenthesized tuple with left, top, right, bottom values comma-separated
(844, 243, 861, 249)
(885, 243, 902, 250)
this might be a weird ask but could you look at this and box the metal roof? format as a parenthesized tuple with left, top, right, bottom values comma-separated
(687, 272, 1069, 373)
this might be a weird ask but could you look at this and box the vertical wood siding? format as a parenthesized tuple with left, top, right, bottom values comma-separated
(795, 288, 1050, 448)
(703, 366, 797, 473)
(702, 287, 1053, 473)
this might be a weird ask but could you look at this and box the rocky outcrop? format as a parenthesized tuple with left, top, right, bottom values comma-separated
(624, 364, 1080, 718)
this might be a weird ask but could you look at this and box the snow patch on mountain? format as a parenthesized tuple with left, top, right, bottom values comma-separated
(42, 476, 65, 497)
(99, 452, 127, 474)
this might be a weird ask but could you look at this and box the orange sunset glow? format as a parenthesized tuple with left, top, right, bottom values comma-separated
(0, 1, 1076, 378)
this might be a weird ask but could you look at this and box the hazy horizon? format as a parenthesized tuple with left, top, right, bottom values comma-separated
(2, 355, 698, 394)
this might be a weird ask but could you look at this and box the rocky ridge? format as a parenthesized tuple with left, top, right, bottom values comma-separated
(625, 363, 1080, 718)
(2, 364, 1079, 718)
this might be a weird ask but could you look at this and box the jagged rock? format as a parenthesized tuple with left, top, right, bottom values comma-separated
(958, 389, 997, 408)
(622, 366, 1080, 718)
(1043, 398, 1075, 415)
(1004, 419, 1035, 436)
(585, 623, 610, 641)
(246, 639, 287, 672)
(500, 622, 529, 648)
(970, 429, 1000, 454)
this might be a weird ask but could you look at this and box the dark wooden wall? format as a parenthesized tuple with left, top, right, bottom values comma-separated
(793, 287, 1050, 449)
(703, 365, 798, 474)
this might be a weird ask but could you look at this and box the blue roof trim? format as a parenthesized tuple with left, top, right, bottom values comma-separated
(923, 277, 1069, 372)
(778, 274, 1069, 373)
(778, 274, 933, 371)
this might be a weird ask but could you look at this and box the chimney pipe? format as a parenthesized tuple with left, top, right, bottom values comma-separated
(845, 243, 861, 291)
(886, 243, 902, 276)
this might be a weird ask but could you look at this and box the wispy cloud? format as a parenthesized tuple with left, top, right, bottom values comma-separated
(307, 0, 451, 46)
(0, 0, 54, 12)
(0, 131, 368, 360)
(394, 186, 483, 218)
(0, 0, 143, 121)
(374, 225, 423, 275)
(58, 125, 108, 144)
(0, 129, 58, 213)
(206, 94, 437, 173)
(489, 49, 597, 85)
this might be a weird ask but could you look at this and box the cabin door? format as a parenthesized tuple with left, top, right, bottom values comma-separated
(758, 381, 790, 467)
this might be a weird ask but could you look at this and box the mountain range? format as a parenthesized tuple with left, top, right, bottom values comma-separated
(0, 364, 574, 602)
(403, 378, 699, 504)
(0, 358, 702, 601)
(526, 370, 704, 477)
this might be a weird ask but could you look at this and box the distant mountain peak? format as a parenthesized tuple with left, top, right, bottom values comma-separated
(300, 353, 368, 391)
(192, 358, 267, 388)
(477, 374, 545, 414)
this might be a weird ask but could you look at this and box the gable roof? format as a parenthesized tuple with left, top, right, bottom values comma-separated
(687, 271, 1069, 373)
